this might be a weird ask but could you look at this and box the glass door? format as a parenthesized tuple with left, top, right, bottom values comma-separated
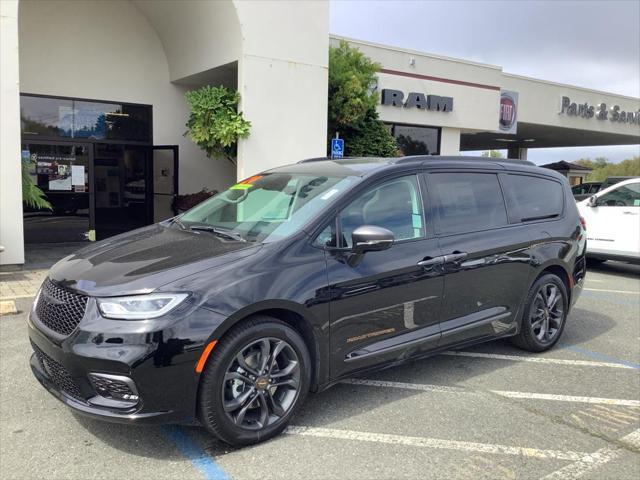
(93, 144, 151, 240)
(152, 145, 179, 223)
(21, 142, 92, 244)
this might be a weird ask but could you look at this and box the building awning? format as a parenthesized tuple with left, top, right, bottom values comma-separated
(460, 122, 640, 151)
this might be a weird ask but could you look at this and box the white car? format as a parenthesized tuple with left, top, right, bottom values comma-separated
(577, 177, 640, 264)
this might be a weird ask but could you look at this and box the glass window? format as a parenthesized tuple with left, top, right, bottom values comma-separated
(431, 173, 507, 234)
(571, 184, 589, 195)
(21, 96, 73, 138)
(313, 223, 337, 248)
(392, 125, 439, 155)
(20, 95, 151, 142)
(339, 175, 425, 248)
(502, 174, 564, 221)
(597, 182, 640, 207)
(74, 101, 151, 141)
(179, 173, 356, 243)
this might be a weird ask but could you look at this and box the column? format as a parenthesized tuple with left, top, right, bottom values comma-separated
(0, 0, 25, 266)
(234, 1, 329, 179)
(439, 127, 461, 155)
(507, 147, 528, 160)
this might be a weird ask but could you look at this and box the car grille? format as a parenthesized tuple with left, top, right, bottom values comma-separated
(31, 341, 85, 402)
(88, 374, 138, 401)
(35, 278, 88, 336)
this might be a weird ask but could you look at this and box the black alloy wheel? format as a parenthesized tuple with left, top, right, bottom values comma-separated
(222, 337, 301, 430)
(511, 273, 568, 352)
(530, 282, 564, 344)
(198, 316, 310, 446)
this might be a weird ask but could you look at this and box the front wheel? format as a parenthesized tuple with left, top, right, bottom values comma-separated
(511, 273, 568, 352)
(198, 316, 311, 446)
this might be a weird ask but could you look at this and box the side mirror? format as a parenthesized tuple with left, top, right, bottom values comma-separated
(587, 195, 598, 207)
(351, 225, 394, 254)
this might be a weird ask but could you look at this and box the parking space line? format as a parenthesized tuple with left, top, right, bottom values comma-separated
(285, 426, 587, 461)
(540, 429, 640, 480)
(342, 379, 640, 407)
(583, 288, 639, 295)
(161, 426, 229, 480)
(440, 350, 637, 369)
(559, 344, 640, 370)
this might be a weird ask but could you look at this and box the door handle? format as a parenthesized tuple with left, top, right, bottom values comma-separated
(444, 252, 468, 263)
(622, 211, 638, 215)
(418, 256, 445, 267)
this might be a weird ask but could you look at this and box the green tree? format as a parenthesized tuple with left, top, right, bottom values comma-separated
(328, 41, 398, 157)
(575, 156, 640, 181)
(481, 150, 504, 158)
(184, 86, 251, 164)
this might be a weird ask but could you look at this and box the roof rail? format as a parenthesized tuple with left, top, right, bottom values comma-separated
(392, 155, 536, 167)
(297, 157, 331, 164)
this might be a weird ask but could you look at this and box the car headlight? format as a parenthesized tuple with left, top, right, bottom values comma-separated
(96, 293, 189, 320)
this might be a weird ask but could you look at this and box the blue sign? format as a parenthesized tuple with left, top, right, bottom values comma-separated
(331, 138, 344, 159)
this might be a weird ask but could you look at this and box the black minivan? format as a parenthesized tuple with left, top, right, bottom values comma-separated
(28, 156, 587, 445)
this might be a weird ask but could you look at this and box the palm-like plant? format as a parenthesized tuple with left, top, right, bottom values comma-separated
(21, 160, 52, 210)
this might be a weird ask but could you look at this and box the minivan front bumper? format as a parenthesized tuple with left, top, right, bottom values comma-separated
(27, 291, 224, 425)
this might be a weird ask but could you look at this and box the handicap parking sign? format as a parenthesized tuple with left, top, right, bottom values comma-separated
(331, 138, 344, 159)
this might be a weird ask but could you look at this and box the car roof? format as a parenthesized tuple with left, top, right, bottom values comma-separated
(265, 155, 556, 179)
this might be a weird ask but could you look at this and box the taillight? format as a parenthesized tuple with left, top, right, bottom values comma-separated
(579, 216, 587, 230)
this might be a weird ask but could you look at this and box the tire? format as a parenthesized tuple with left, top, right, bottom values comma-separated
(198, 316, 311, 446)
(511, 273, 568, 352)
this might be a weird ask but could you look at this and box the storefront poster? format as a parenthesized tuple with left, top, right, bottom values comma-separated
(49, 164, 72, 190)
(71, 165, 85, 186)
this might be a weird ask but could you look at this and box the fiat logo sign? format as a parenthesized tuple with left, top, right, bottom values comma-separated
(500, 93, 517, 130)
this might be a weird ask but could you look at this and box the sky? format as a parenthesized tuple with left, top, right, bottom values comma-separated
(329, 0, 640, 164)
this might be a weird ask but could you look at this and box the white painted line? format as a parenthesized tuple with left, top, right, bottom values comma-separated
(285, 426, 587, 461)
(584, 288, 639, 295)
(342, 379, 640, 407)
(440, 350, 636, 370)
(540, 429, 640, 479)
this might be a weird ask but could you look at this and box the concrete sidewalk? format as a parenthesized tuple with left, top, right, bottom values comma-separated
(0, 270, 47, 300)
(0, 243, 83, 310)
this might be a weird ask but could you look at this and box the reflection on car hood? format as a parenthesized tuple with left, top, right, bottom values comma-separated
(48, 224, 261, 296)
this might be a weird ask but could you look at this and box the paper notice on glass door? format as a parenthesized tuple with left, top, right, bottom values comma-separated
(71, 165, 85, 186)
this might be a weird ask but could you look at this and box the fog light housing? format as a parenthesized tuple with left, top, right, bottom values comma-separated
(88, 373, 139, 408)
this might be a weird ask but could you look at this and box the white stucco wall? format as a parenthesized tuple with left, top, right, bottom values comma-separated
(0, 0, 25, 265)
(234, 0, 329, 178)
(335, 35, 639, 153)
(332, 36, 502, 137)
(18, 0, 236, 196)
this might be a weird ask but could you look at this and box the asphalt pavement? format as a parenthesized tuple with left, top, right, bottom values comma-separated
(1, 261, 638, 480)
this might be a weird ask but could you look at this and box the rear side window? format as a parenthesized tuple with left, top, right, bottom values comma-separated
(502, 174, 564, 222)
(430, 173, 507, 235)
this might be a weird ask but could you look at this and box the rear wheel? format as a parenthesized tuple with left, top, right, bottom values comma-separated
(511, 273, 568, 352)
(198, 316, 310, 446)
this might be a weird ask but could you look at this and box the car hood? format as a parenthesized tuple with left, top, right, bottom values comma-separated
(48, 224, 262, 296)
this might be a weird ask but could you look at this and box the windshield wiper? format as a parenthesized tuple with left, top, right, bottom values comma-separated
(171, 216, 187, 230)
(189, 225, 245, 242)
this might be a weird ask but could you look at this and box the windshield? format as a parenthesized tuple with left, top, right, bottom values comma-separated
(176, 173, 356, 243)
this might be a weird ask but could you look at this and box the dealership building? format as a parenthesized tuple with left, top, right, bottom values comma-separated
(1, 0, 639, 267)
